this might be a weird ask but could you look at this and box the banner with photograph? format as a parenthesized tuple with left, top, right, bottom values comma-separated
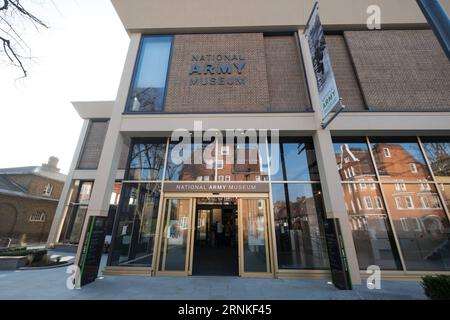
(304, 2, 340, 118)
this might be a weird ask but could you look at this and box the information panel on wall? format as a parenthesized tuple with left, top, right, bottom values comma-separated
(323, 218, 352, 290)
(304, 1, 340, 119)
(78, 216, 108, 287)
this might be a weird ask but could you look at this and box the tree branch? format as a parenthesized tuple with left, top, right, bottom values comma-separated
(0, 34, 27, 78)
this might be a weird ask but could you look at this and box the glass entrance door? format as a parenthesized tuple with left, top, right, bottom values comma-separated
(238, 198, 273, 277)
(156, 198, 193, 275)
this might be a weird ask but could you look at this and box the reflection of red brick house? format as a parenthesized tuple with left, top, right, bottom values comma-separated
(179, 143, 267, 181)
(0, 157, 66, 246)
(337, 143, 449, 269)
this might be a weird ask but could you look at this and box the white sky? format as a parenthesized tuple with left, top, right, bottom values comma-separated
(0, 0, 129, 174)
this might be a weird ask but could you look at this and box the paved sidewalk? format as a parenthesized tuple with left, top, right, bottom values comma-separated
(0, 265, 427, 300)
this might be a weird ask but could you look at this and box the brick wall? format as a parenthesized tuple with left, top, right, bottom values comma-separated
(165, 33, 270, 113)
(326, 35, 367, 111)
(344, 30, 450, 111)
(0, 194, 58, 244)
(264, 35, 310, 111)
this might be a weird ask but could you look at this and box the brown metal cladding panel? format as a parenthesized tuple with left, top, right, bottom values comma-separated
(164, 33, 270, 113)
(77, 121, 108, 170)
(264, 35, 310, 111)
(326, 35, 367, 111)
(344, 30, 450, 111)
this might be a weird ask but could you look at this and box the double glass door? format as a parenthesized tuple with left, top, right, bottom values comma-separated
(155, 196, 273, 277)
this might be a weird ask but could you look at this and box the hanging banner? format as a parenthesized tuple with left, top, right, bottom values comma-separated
(304, 1, 340, 119)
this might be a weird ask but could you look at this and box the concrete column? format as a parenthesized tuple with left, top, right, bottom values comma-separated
(298, 31, 361, 285)
(74, 33, 142, 264)
(47, 120, 90, 247)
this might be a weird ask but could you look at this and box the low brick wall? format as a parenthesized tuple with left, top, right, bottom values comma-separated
(0, 256, 28, 270)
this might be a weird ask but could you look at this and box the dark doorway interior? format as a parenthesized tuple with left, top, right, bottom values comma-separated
(192, 198, 238, 276)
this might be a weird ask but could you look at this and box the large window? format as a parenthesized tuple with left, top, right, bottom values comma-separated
(113, 136, 329, 271)
(109, 183, 161, 267)
(334, 137, 450, 271)
(127, 139, 167, 180)
(126, 36, 173, 113)
(272, 183, 329, 269)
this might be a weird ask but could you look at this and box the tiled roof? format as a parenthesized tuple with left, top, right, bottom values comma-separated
(0, 175, 27, 194)
(0, 166, 66, 182)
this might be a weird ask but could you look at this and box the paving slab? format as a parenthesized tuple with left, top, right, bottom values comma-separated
(0, 262, 427, 300)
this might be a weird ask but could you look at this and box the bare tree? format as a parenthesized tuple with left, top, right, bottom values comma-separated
(0, 0, 48, 78)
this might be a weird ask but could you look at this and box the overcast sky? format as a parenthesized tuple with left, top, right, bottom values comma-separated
(0, 0, 129, 174)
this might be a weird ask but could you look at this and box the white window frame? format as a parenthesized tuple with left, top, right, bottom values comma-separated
(420, 196, 430, 209)
(383, 148, 391, 158)
(216, 159, 224, 170)
(43, 183, 53, 197)
(356, 198, 362, 210)
(364, 196, 373, 209)
(351, 200, 356, 213)
(400, 217, 409, 231)
(29, 211, 46, 222)
(205, 159, 214, 170)
(409, 163, 418, 174)
(375, 196, 383, 209)
(405, 196, 414, 209)
(395, 197, 404, 209)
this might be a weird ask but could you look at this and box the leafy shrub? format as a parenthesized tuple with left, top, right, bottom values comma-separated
(0, 249, 47, 264)
(422, 275, 450, 300)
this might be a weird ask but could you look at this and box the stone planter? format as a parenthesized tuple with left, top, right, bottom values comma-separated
(0, 256, 28, 270)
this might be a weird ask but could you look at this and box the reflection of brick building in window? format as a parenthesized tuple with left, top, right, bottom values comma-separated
(337, 142, 450, 270)
(179, 143, 267, 182)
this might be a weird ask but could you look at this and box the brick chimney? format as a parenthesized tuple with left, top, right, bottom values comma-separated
(41, 156, 60, 173)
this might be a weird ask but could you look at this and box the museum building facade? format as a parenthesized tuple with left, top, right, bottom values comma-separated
(48, 0, 450, 284)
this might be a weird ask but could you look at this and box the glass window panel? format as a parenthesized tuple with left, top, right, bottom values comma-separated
(77, 181, 93, 204)
(67, 206, 87, 244)
(166, 139, 216, 181)
(216, 140, 269, 181)
(272, 183, 329, 269)
(158, 199, 191, 272)
(421, 137, 450, 183)
(127, 140, 167, 180)
(341, 184, 401, 270)
(382, 183, 450, 271)
(370, 137, 432, 182)
(109, 183, 161, 267)
(333, 137, 376, 182)
(126, 36, 172, 112)
(269, 138, 319, 181)
(241, 199, 270, 273)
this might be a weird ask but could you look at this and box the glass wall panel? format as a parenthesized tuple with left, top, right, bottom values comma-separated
(421, 137, 450, 183)
(109, 183, 161, 267)
(127, 140, 167, 180)
(166, 139, 216, 181)
(216, 140, 269, 181)
(382, 183, 450, 270)
(333, 138, 376, 182)
(241, 199, 270, 273)
(269, 138, 319, 181)
(158, 198, 191, 272)
(370, 137, 432, 182)
(272, 183, 329, 269)
(340, 184, 401, 270)
(333, 139, 401, 269)
(126, 36, 172, 113)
